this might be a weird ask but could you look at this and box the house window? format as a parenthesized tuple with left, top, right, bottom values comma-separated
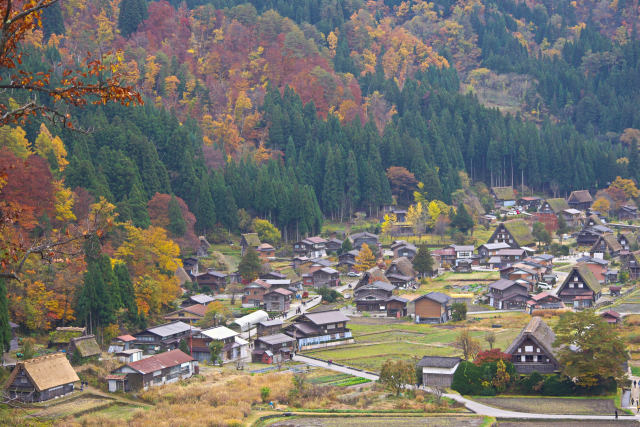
(327, 324, 335, 330)
(536, 348, 540, 353)
(525, 345, 533, 352)
(521, 355, 525, 362)
(574, 276, 578, 281)
(518, 348, 521, 353)
(578, 283, 583, 288)
(569, 283, 574, 288)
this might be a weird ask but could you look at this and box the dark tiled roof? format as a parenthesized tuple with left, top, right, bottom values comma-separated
(417, 356, 461, 368)
(489, 279, 518, 291)
(416, 292, 450, 305)
(257, 333, 296, 345)
(303, 310, 349, 325)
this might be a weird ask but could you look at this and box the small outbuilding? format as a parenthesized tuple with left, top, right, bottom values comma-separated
(417, 356, 461, 387)
(68, 335, 101, 361)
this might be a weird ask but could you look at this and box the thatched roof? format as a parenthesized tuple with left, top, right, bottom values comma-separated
(69, 335, 101, 358)
(571, 264, 603, 294)
(242, 233, 261, 247)
(593, 234, 622, 253)
(49, 327, 85, 344)
(568, 190, 593, 204)
(504, 219, 535, 247)
(545, 198, 569, 213)
(492, 187, 516, 200)
(6, 353, 79, 392)
(505, 317, 558, 361)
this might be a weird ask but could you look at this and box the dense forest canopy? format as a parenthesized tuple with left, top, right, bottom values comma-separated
(3, 0, 640, 239)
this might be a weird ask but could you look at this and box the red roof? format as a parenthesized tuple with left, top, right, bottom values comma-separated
(116, 335, 136, 342)
(267, 288, 293, 296)
(574, 295, 593, 300)
(124, 349, 194, 374)
(601, 310, 621, 319)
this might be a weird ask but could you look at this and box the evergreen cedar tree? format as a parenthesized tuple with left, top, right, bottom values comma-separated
(412, 244, 434, 277)
(238, 247, 262, 282)
(452, 203, 474, 234)
(118, 0, 148, 38)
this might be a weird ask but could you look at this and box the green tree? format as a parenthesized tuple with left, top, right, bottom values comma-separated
(379, 359, 415, 395)
(179, 338, 190, 355)
(452, 203, 474, 234)
(168, 195, 187, 236)
(114, 262, 138, 325)
(238, 247, 262, 282)
(118, 0, 148, 38)
(339, 237, 352, 255)
(412, 244, 434, 278)
(209, 340, 223, 365)
(554, 310, 628, 387)
(0, 279, 11, 355)
(532, 222, 551, 247)
(195, 172, 216, 234)
(451, 302, 467, 321)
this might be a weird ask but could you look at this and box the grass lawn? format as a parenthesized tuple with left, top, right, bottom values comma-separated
(77, 402, 145, 421)
(269, 416, 486, 426)
(436, 271, 500, 282)
(474, 396, 617, 415)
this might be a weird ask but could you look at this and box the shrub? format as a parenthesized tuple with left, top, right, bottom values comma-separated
(473, 349, 510, 365)
(451, 302, 467, 321)
(451, 361, 483, 395)
(260, 386, 270, 402)
(522, 371, 544, 393)
(541, 375, 574, 396)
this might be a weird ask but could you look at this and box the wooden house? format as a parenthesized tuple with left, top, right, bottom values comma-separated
(488, 279, 529, 310)
(477, 242, 511, 262)
(253, 333, 296, 364)
(263, 288, 293, 312)
(391, 240, 418, 259)
(411, 292, 451, 324)
(526, 292, 564, 313)
(417, 356, 461, 387)
(115, 348, 143, 364)
(261, 271, 287, 281)
(49, 326, 86, 351)
(451, 245, 475, 266)
(353, 281, 396, 312)
(576, 224, 614, 246)
(68, 335, 101, 361)
(182, 257, 199, 274)
(590, 234, 622, 259)
(107, 349, 196, 392)
(601, 310, 622, 325)
(538, 198, 569, 215)
(257, 319, 283, 338)
(325, 238, 343, 254)
(519, 197, 542, 211)
(256, 243, 276, 261)
(385, 257, 416, 287)
(561, 208, 584, 228)
(5, 353, 79, 402)
(133, 321, 195, 354)
(191, 326, 249, 364)
(338, 250, 359, 271)
(618, 205, 639, 220)
(505, 317, 559, 374)
(491, 186, 516, 207)
(621, 250, 640, 280)
(575, 256, 609, 284)
(241, 279, 271, 308)
(197, 236, 211, 257)
(293, 236, 327, 258)
(108, 335, 136, 353)
(487, 220, 535, 249)
(163, 304, 208, 324)
(496, 248, 527, 264)
(350, 232, 379, 250)
(432, 247, 456, 269)
(285, 310, 352, 350)
(386, 296, 408, 317)
(190, 269, 227, 293)
(181, 294, 215, 307)
(240, 233, 261, 256)
(568, 190, 593, 211)
(618, 232, 637, 251)
(557, 264, 602, 308)
(303, 267, 339, 288)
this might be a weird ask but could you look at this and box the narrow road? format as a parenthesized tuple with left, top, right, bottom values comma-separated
(293, 355, 638, 421)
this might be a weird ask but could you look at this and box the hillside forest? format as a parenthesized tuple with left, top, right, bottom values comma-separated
(2, 0, 640, 336)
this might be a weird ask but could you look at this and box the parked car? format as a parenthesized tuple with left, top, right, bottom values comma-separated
(507, 211, 518, 216)
(537, 282, 553, 290)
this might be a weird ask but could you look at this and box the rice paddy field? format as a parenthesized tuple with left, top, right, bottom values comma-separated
(304, 313, 528, 372)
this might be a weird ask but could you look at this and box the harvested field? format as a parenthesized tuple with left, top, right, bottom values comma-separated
(270, 415, 485, 426)
(475, 397, 617, 415)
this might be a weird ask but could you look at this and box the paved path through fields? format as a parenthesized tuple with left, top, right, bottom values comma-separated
(293, 355, 638, 421)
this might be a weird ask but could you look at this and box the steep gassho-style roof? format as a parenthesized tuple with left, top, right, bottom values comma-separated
(544, 198, 569, 213)
(70, 335, 101, 357)
(241, 233, 261, 247)
(417, 355, 461, 368)
(6, 353, 79, 392)
(123, 349, 194, 375)
(594, 234, 622, 253)
(388, 256, 416, 277)
(568, 190, 593, 203)
(303, 310, 349, 325)
(569, 264, 603, 294)
(492, 186, 516, 200)
(503, 219, 535, 246)
(505, 316, 557, 358)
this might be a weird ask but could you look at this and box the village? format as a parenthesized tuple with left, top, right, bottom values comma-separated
(4, 184, 640, 425)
